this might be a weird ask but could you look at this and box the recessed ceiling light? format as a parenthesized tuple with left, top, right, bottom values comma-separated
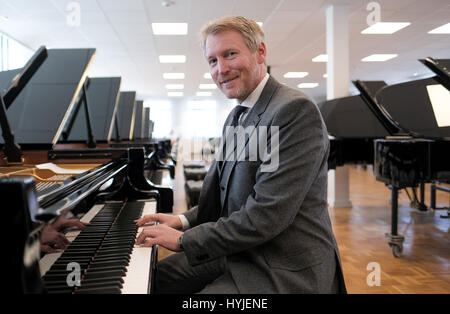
(298, 83, 319, 88)
(199, 84, 217, 90)
(203, 73, 212, 79)
(361, 54, 398, 62)
(361, 22, 410, 34)
(428, 22, 450, 34)
(312, 54, 328, 62)
(196, 91, 212, 97)
(152, 23, 188, 35)
(323, 74, 328, 78)
(283, 72, 309, 78)
(257, 22, 263, 27)
(163, 72, 185, 79)
(168, 91, 183, 97)
(165, 84, 184, 90)
(159, 55, 186, 63)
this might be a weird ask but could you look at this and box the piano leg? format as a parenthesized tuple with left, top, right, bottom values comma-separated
(385, 186, 405, 258)
(430, 184, 450, 219)
(410, 184, 428, 211)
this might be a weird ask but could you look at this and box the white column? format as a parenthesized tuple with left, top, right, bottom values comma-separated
(326, 4, 352, 208)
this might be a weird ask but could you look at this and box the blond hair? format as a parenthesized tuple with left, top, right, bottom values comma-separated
(200, 16, 265, 54)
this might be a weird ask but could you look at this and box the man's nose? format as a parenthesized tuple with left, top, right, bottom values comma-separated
(217, 58, 230, 75)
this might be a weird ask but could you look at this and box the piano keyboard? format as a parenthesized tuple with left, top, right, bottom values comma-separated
(39, 200, 157, 294)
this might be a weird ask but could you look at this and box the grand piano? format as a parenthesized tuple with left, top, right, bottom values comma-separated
(2, 47, 161, 293)
(318, 80, 399, 170)
(371, 58, 450, 257)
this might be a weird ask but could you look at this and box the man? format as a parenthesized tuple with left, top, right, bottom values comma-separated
(135, 16, 346, 294)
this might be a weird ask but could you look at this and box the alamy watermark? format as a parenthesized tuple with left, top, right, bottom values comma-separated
(66, 1, 81, 27)
(66, 262, 81, 287)
(366, 262, 381, 287)
(177, 125, 280, 172)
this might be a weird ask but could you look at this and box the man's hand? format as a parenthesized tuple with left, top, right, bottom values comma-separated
(135, 224, 183, 252)
(40, 224, 70, 253)
(51, 215, 88, 232)
(135, 213, 182, 230)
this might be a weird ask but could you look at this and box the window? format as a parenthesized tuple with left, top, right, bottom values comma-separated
(0, 32, 33, 71)
(186, 100, 217, 138)
(145, 101, 172, 139)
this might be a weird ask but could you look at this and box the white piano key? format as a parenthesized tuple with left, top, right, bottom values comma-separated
(121, 200, 157, 294)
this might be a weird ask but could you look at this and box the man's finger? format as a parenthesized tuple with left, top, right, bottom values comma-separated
(41, 244, 57, 253)
(135, 214, 159, 226)
(56, 233, 69, 249)
(138, 238, 156, 248)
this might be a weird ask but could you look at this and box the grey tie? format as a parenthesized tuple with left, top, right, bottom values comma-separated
(219, 105, 248, 174)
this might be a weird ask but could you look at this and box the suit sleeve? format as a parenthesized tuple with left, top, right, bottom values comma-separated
(182, 98, 329, 266)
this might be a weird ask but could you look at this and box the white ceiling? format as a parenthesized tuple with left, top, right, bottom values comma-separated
(0, 0, 449, 104)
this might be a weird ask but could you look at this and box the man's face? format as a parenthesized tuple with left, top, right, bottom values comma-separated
(205, 30, 266, 103)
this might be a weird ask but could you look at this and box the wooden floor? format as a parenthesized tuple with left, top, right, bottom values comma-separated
(161, 160, 450, 294)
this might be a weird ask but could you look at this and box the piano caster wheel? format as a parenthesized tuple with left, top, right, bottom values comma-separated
(389, 243, 403, 258)
(386, 234, 404, 258)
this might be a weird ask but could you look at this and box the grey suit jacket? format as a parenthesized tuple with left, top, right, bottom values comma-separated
(182, 76, 346, 293)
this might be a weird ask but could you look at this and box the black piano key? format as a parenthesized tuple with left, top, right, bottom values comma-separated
(78, 281, 123, 290)
(88, 259, 129, 268)
(80, 276, 124, 285)
(46, 286, 75, 294)
(85, 265, 127, 274)
(92, 254, 130, 261)
(83, 269, 126, 280)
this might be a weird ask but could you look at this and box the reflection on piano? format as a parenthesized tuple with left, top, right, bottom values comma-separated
(372, 58, 450, 257)
(2, 47, 162, 293)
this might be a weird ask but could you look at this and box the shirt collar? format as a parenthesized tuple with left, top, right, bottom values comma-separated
(239, 73, 270, 109)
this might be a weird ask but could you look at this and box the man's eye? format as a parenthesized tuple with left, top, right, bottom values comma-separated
(209, 59, 217, 65)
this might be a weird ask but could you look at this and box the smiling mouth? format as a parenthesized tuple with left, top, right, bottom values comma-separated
(220, 76, 239, 85)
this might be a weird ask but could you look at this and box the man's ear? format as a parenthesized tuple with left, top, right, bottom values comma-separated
(256, 42, 267, 64)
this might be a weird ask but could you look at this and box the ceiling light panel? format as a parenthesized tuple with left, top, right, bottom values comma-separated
(428, 23, 450, 34)
(168, 92, 183, 97)
(361, 54, 398, 62)
(199, 84, 217, 89)
(298, 83, 319, 88)
(361, 22, 410, 34)
(312, 54, 328, 62)
(159, 55, 186, 63)
(283, 72, 309, 78)
(163, 72, 185, 79)
(152, 23, 188, 35)
(196, 91, 212, 97)
(165, 84, 184, 89)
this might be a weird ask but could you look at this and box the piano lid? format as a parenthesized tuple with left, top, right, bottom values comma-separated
(133, 100, 144, 140)
(114, 91, 136, 141)
(375, 75, 450, 138)
(419, 58, 450, 91)
(64, 77, 122, 143)
(318, 87, 390, 138)
(1, 46, 48, 109)
(1, 48, 96, 145)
